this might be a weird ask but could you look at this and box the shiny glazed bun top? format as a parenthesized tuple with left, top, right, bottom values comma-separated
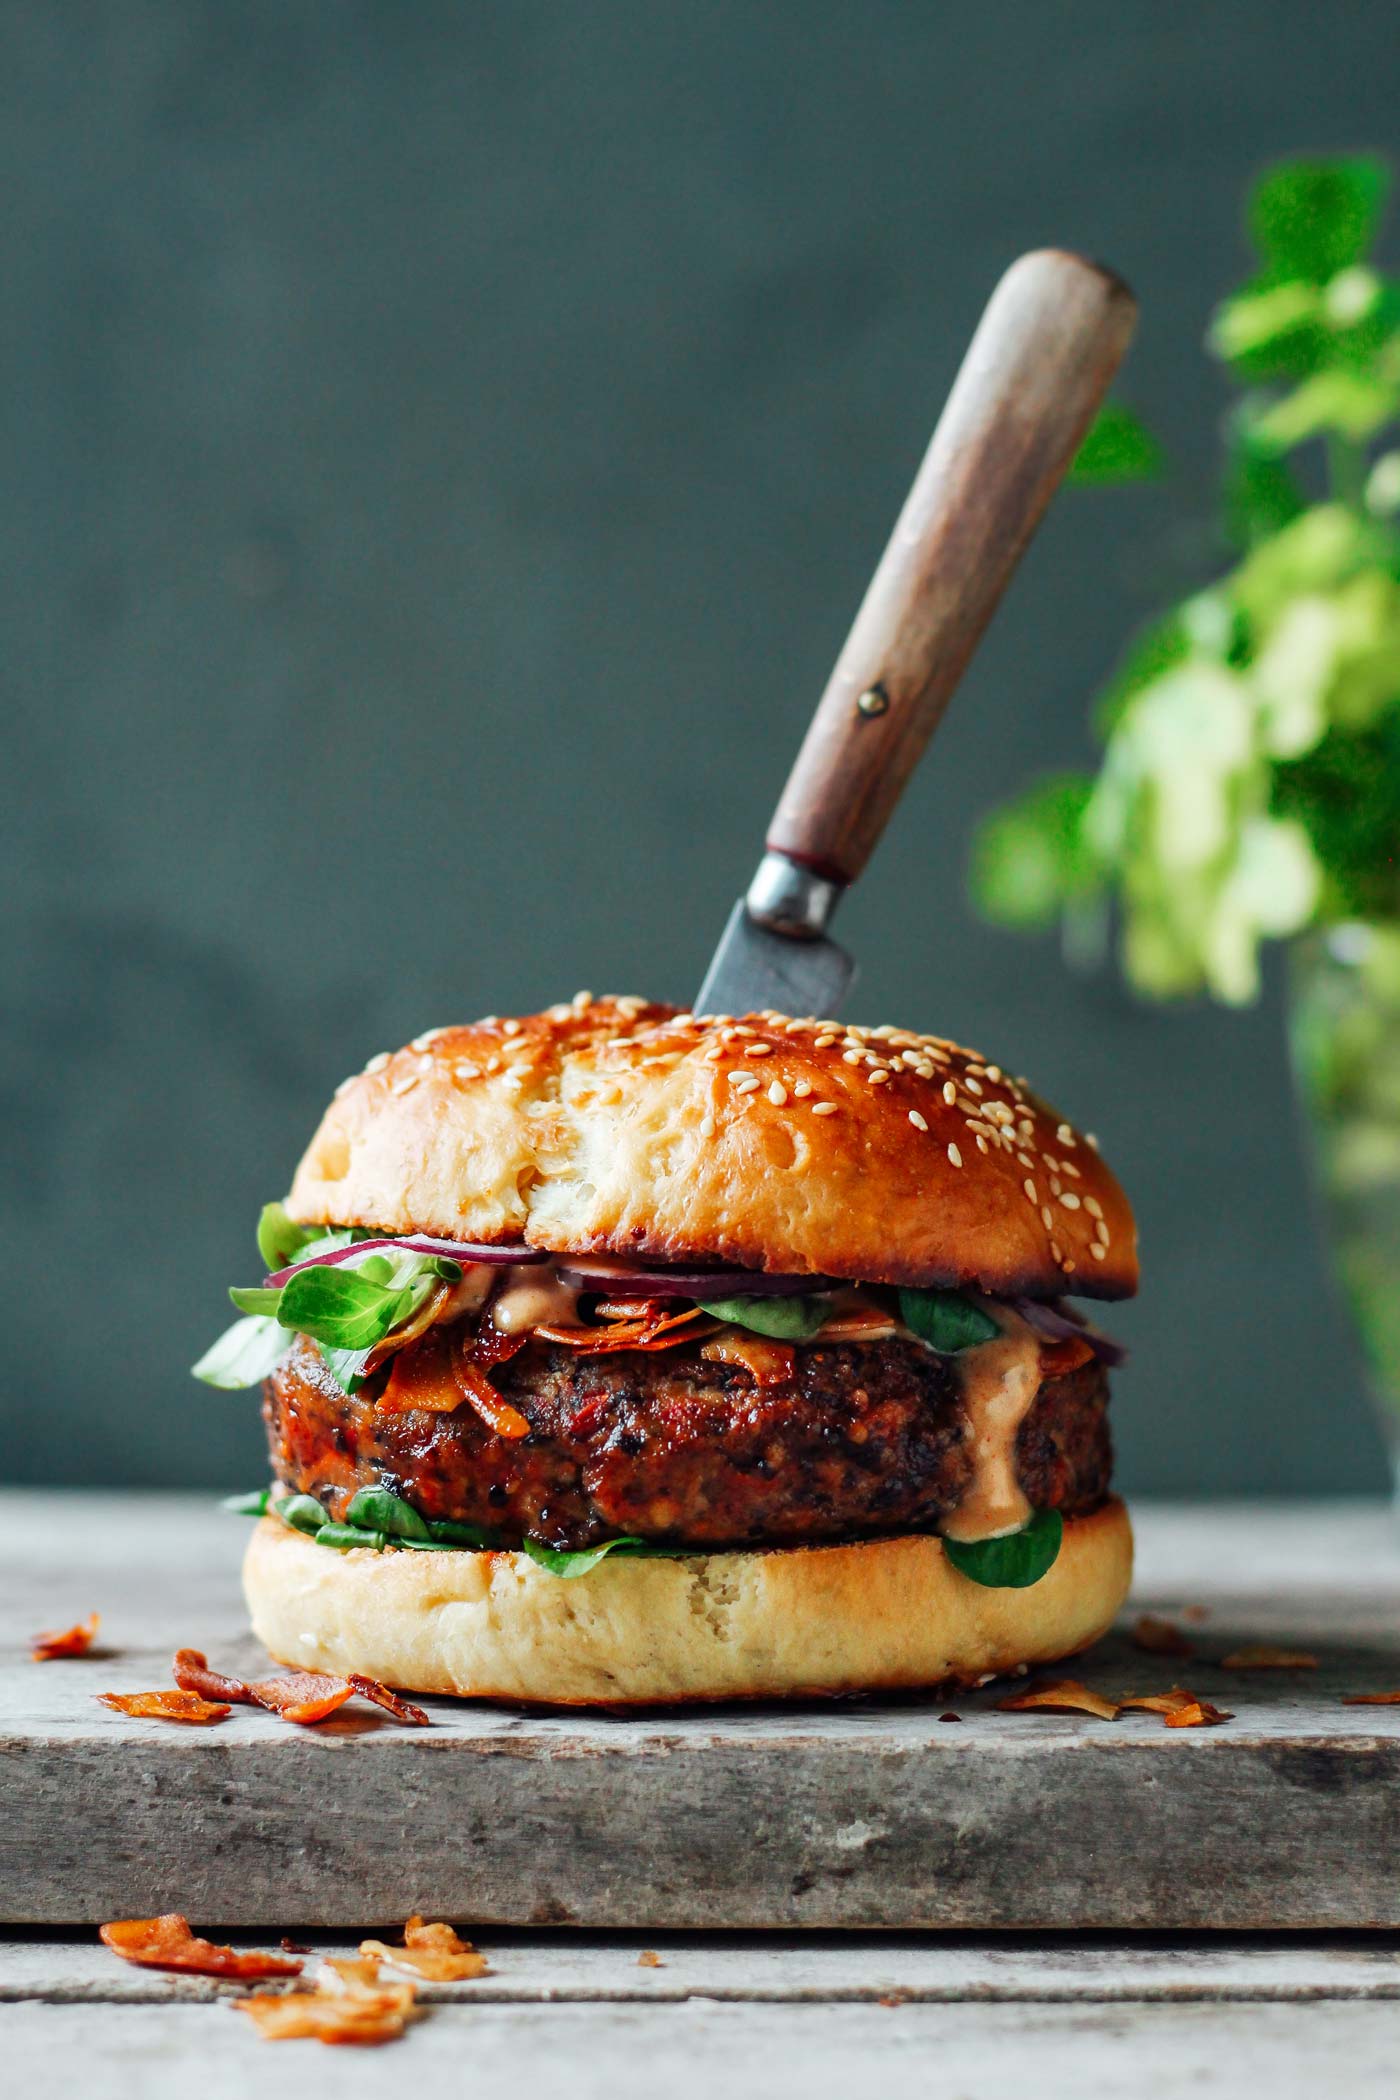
(286, 996, 1138, 1300)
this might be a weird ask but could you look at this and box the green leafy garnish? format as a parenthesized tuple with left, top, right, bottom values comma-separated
(698, 1294, 831, 1340)
(942, 1508, 1063, 1588)
(221, 1487, 271, 1517)
(519, 1535, 649, 1577)
(193, 1315, 297, 1390)
(276, 1493, 331, 1536)
(420, 1517, 498, 1549)
(315, 1522, 388, 1552)
(256, 1202, 321, 1274)
(195, 1234, 462, 1395)
(898, 1288, 1000, 1352)
(345, 1486, 434, 1542)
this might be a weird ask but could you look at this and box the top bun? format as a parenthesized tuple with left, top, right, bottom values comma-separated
(286, 997, 1137, 1300)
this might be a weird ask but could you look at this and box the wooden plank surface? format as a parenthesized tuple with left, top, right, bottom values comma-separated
(5, 1491, 1400, 1930)
(6, 1988, 1400, 2100)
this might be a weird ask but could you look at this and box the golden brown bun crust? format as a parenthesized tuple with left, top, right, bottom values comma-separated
(286, 998, 1137, 1298)
(244, 1500, 1133, 1707)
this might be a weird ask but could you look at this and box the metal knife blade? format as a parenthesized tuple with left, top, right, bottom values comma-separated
(695, 895, 855, 1021)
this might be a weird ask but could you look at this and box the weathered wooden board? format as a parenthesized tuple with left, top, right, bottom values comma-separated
(5, 1492, 1400, 1930)
(7, 1991, 1400, 2100)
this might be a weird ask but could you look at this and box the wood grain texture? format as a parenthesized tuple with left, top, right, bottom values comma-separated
(5, 1493, 1400, 1930)
(767, 249, 1136, 883)
(7, 1997, 1400, 2100)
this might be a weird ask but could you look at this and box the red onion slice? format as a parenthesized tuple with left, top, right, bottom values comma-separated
(265, 1237, 543, 1288)
(1012, 1296, 1127, 1367)
(554, 1256, 835, 1300)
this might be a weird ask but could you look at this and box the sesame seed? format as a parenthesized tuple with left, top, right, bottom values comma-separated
(1050, 1176, 1062, 1196)
(868, 1069, 890, 1085)
(985, 1065, 1002, 1082)
(942, 1080, 957, 1105)
(793, 1080, 812, 1098)
(727, 1070, 751, 1085)
(486, 1057, 502, 1074)
(1086, 1132, 1100, 1151)
(411, 1029, 448, 1051)
(502, 1018, 522, 1036)
(454, 1061, 480, 1080)
(704, 1043, 725, 1062)
(812, 1101, 839, 1117)
(731, 1074, 760, 1095)
(768, 1081, 788, 1106)
(815, 1034, 838, 1049)
(1057, 1123, 1076, 1147)
(699, 1113, 717, 1137)
(1041, 1205, 1054, 1231)
(783, 1019, 809, 1033)
(389, 1074, 419, 1096)
(1050, 1240, 1063, 1262)
(572, 991, 593, 1011)
(909, 1110, 928, 1131)
(1044, 1154, 1060, 1174)
(1059, 1191, 1081, 1211)
(842, 1050, 862, 1065)
(1016, 1153, 1033, 1171)
(1061, 1159, 1081, 1179)
(1063, 1258, 1076, 1275)
(730, 1025, 756, 1038)
(1023, 1179, 1037, 1204)
(964, 1076, 983, 1096)
(671, 1011, 694, 1026)
(1090, 1245, 1106, 1261)
(947, 1143, 963, 1168)
(744, 1042, 772, 1057)
(976, 1135, 989, 1153)
(1084, 1196, 1103, 1220)
(364, 1052, 390, 1075)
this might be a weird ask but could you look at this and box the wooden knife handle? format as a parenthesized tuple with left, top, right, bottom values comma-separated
(766, 249, 1136, 885)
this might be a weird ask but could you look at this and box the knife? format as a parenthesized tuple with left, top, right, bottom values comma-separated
(696, 248, 1137, 1019)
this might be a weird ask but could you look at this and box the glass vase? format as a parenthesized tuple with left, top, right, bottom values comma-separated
(1288, 921, 1400, 1503)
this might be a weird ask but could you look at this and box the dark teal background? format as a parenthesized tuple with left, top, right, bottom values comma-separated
(6, 2, 1396, 1493)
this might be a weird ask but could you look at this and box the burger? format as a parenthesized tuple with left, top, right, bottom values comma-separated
(197, 995, 1137, 1706)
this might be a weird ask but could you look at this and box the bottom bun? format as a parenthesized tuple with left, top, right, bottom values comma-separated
(243, 1499, 1132, 1707)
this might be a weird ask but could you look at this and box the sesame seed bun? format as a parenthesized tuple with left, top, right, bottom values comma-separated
(285, 998, 1137, 1299)
(242, 1498, 1133, 1707)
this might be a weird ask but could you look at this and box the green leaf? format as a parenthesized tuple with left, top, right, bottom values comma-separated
(192, 1315, 296, 1389)
(1067, 402, 1163, 485)
(1209, 278, 1326, 377)
(257, 1202, 319, 1274)
(1225, 413, 1307, 548)
(228, 1285, 285, 1316)
(315, 1523, 388, 1552)
(345, 1486, 433, 1541)
(898, 1288, 999, 1352)
(277, 1263, 416, 1349)
(519, 1535, 648, 1578)
(698, 1294, 831, 1339)
(275, 1493, 329, 1536)
(943, 1508, 1063, 1588)
(969, 773, 1097, 930)
(1248, 370, 1400, 452)
(1249, 155, 1390, 283)
(220, 1487, 271, 1517)
(426, 1518, 499, 1549)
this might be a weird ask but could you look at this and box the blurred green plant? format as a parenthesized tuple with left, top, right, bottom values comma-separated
(972, 154, 1400, 1003)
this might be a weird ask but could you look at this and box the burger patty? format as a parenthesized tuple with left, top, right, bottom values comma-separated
(263, 1326, 1112, 1551)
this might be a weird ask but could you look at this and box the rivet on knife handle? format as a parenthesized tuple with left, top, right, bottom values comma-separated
(763, 249, 1137, 893)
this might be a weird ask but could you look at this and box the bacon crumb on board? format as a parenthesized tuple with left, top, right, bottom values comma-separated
(997, 1678, 1120, 1722)
(638, 1949, 664, 1969)
(1119, 1687, 1233, 1727)
(239, 1980, 417, 2046)
(1342, 1689, 1400, 1706)
(98, 1690, 231, 1725)
(99, 1915, 302, 1979)
(359, 1917, 487, 1981)
(173, 1649, 430, 1727)
(32, 1612, 100, 1662)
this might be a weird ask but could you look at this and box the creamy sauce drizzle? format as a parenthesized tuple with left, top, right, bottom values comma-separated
(488, 1264, 582, 1334)
(939, 1305, 1043, 1544)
